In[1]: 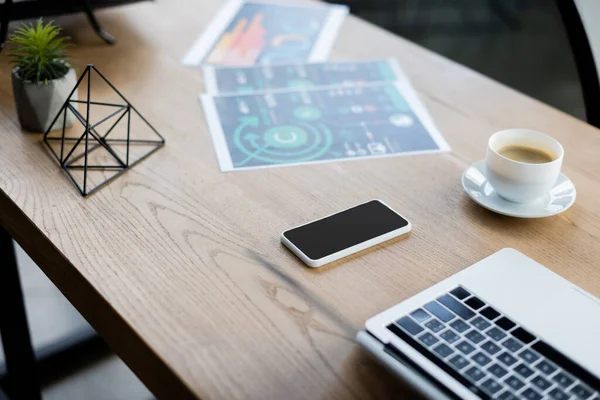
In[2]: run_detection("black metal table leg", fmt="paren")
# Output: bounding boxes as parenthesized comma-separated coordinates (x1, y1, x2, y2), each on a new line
(82, 0, 116, 44)
(0, 226, 42, 400)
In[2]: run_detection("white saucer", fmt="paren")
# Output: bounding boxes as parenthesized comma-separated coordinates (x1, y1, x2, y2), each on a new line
(461, 160, 576, 218)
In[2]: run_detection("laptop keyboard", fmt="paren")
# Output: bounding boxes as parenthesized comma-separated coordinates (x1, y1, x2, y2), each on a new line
(386, 286, 600, 400)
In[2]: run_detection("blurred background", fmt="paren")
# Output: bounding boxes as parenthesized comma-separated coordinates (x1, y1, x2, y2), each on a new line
(0, 0, 584, 399)
(335, 0, 584, 119)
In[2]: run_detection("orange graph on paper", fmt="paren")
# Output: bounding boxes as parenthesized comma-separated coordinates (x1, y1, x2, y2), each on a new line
(207, 14, 267, 65)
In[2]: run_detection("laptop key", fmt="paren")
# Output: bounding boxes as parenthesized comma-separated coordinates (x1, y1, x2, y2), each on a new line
(418, 332, 439, 347)
(505, 375, 525, 391)
(481, 377, 502, 395)
(456, 340, 476, 355)
(495, 317, 516, 331)
(522, 387, 543, 400)
(424, 301, 455, 323)
(450, 286, 470, 300)
(465, 365, 486, 382)
(448, 354, 469, 370)
(465, 330, 486, 344)
(497, 352, 518, 367)
(535, 360, 557, 375)
(437, 294, 475, 320)
(548, 387, 570, 400)
(570, 383, 593, 399)
(531, 375, 552, 391)
(433, 343, 454, 358)
(487, 363, 508, 378)
(450, 319, 470, 333)
(425, 319, 444, 333)
(486, 327, 507, 341)
(471, 316, 491, 331)
(440, 329, 460, 344)
(480, 306, 500, 320)
(514, 363, 535, 378)
(518, 349, 540, 364)
(410, 309, 431, 323)
(497, 391, 519, 400)
(501, 338, 523, 352)
(396, 316, 424, 335)
(481, 341, 501, 355)
(552, 371, 574, 388)
(511, 327, 536, 344)
(472, 351, 491, 366)
(465, 296, 486, 310)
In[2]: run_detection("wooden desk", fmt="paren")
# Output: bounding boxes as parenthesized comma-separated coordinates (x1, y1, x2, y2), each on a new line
(1, 1, 600, 399)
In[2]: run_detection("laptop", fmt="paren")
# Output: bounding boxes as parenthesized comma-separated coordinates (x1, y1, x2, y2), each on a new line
(357, 248, 600, 400)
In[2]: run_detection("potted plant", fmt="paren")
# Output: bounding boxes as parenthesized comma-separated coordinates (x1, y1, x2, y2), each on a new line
(8, 19, 77, 133)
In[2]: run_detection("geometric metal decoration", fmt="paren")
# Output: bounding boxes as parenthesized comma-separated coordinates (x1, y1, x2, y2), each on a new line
(43, 64, 165, 197)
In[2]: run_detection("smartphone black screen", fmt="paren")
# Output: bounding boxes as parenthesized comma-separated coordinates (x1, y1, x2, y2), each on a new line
(283, 200, 409, 260)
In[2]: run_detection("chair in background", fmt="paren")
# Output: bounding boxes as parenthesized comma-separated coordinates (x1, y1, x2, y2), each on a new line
(0, 0, 150, 52)
(556, 0, 600, 129)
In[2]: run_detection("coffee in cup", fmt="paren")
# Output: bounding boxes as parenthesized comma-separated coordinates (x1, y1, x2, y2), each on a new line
(485, 129, 564, 203)
(496, 145, 556, 164)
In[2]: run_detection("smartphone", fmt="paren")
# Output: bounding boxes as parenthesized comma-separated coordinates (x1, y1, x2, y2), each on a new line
(281, 200, 411, 268)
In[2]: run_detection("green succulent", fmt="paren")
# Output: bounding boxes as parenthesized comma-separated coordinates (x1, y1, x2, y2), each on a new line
(8, 19, 71, 85)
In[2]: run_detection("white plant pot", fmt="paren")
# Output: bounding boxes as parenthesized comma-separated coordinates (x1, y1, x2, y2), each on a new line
(11, 67, 78, 133)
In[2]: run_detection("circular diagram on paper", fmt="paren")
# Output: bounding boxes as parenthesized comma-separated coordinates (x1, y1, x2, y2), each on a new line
(232, 120, 333, 167)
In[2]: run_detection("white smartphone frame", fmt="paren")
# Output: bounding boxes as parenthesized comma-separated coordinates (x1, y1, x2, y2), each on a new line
(280, 199, 411, 268)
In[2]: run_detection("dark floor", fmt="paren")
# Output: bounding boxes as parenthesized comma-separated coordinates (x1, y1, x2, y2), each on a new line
(1, 1, 586, 399)
(0, 245, 152, 400)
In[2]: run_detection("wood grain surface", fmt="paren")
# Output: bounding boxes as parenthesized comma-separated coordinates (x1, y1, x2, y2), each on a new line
(1, 1, 600, 399)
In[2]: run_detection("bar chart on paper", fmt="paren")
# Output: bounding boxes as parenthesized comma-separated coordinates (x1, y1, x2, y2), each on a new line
(182, 0, 348, 66)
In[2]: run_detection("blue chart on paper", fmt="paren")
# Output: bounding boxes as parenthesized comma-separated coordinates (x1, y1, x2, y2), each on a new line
(209, 83, 446, 170)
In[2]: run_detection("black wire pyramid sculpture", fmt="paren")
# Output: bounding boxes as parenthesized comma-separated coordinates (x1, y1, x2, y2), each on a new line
(43, 64, 165, 197)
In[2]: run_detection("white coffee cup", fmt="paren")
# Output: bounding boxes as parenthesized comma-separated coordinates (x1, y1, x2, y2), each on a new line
(486, 129, 564, 203)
